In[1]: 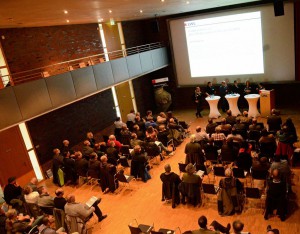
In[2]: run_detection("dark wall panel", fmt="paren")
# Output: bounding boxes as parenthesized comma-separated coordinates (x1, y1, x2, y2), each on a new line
(46, 72, 76, 108)
(71, 67, 97, 98)
(13, 79, 52, 119)
(126, 54, 142, 77)
(0, 24, 103, 73)
(110, 58, 130, 83)
(93, 62, 115, 89)
(27, 89, 116, 164)
(0, 87, 23, 129)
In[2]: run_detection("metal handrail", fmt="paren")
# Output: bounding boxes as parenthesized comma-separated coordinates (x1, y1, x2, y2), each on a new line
(0, 42, 165, 87)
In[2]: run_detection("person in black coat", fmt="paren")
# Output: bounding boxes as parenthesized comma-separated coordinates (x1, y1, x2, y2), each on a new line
(219, 81, 229, 112)
(160, 164, 181, 208)
(193, 86, 204, 118)
(4, 177, 23, 205)
(205, 82, 216, 96)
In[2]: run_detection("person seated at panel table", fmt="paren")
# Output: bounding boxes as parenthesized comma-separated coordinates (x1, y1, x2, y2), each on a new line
(191, 215, 231, 234)
(231, 80, 241, 94)
(244, 80, 252, 95)
(219, 81, 229, 112)
(205, 81, 216, 97)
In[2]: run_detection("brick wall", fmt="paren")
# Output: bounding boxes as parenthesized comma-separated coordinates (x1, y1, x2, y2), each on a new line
(26, 89, 116, 164)
(0, 24, 103, 73)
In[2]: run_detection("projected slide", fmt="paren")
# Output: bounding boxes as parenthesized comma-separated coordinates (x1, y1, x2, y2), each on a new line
(184, 12, 264, 77)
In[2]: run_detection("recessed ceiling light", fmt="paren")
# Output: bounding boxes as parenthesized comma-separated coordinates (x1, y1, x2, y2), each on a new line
(109, 10, 112, 13)
(140, 10, 143, 13)
(161, 0, 165, 2)
(98, 18, 103, 22)
(66, 19, 70, 23)
(64, 10, 68, 14)
(186, 1, 190, 4)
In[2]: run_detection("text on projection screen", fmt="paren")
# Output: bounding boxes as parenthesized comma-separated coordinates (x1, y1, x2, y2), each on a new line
(184, 11, 264, 77)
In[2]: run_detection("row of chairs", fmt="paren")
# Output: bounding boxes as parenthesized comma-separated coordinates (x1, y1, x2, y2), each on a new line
(129, 219, 181, 234)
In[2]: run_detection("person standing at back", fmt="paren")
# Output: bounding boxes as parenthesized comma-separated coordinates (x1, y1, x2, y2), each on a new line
(193, 87, 203, 118)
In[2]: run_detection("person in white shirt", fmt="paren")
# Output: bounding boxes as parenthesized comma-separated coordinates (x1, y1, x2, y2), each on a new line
(23, 186, 39, 204)
(195, 126, 209, 142)
(127, 109, 136, 123)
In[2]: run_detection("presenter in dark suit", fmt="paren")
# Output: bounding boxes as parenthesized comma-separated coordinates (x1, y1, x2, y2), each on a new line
(205, 82, 216, 96)
(194, 87, 203, 118)
(219, 81, 229, 112)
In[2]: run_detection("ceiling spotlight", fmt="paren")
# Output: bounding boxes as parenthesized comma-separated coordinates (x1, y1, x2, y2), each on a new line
(161, 0, 165, 2)
(64, 10, 68, 14)
(66, 19, 70, 23)
(140, 10, 143, 13)
(186, 1, 190, 4)
(109, 10, 112, 13)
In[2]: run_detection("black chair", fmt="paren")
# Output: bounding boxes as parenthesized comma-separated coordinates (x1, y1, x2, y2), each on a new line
(178, 162, 187, 174)
(202, 183, 220, 206)
(120, 145, 131, 158)
(245, 187, 264, 211)
(233, 167, 250, 186)
(251, 168, 269, 188)
(213, 166, 225, 181)
(151, 228, 176, 234)
(119, 156, 130, 167)
(128, 219, 153, 234)
(115, 173, 135, 189)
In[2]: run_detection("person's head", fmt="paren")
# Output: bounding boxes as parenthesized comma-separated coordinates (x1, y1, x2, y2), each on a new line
(5, 209, 18, 220)
(196, 86, 201, 92)
(135, 115, 141, 122)
(37, 186, 47, 195)
(87, 132, 93, 139)
(115, 117, 121, 122)
(164, 164, 171, 173)
(261, 128, 268, 137)
(190, 134, 196, 143)
(215, 126, 221, 133)
(63, 151, 70, 158)
(109, 135, 116, 141)
(30, 177, 38, 185)
(227, 110, 232, 116)
(159, 124, 166, 132)
(100, 155, 108, 163)
(272, 169, 280, 180)
(252, 118, 257, 124)
(147, 126, 154, 133)
(130, 109, 135, 114)
(260, 157, 268, 164)
(208, 118, 213, 124)
(66, 194, 75, 203)
(55, 188, 64, 197)
(147, 110, 152, 116)
(207, 81, 212, 87)
(23, 186, 33, 195)
(234, 80, 238, 85)
(233, 220, 244, 233)
(131, 133, 137, 140)
(196, 126, 201, 133)
(243, 111, 248, 117)
(90, 152, 98, 160)
(134, 145, 142, 153)
(63, 140, 69, 146)
(245, 80, 250, 86)
(121, 124, 128, 130)
(198, 216, 208, 229)
(159, 112, 166, 118)
(8, 176, 16, 185)
(267, 230, 280, 234)
(225, 168, 233, 177)
(185, 163, 196, 175)
(75, 151, 82, 159)
(84, 140, 90, 146)
(221, 118, 226, 124)
(169, 118, 175, 123)
(53, 148, 60, 155)
(222, 81, 226, 86)
(41, 216, 52, 227)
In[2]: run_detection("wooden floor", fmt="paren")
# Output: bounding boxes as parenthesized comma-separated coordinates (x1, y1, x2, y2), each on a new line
(42, 108, 300, 234)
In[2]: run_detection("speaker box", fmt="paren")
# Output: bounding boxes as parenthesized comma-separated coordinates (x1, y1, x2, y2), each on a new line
(151, 20, 160, 33)
(274, 0, 284, 17)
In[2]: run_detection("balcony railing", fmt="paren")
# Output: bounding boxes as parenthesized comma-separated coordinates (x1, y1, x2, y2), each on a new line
(1, 42, 165, 87)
